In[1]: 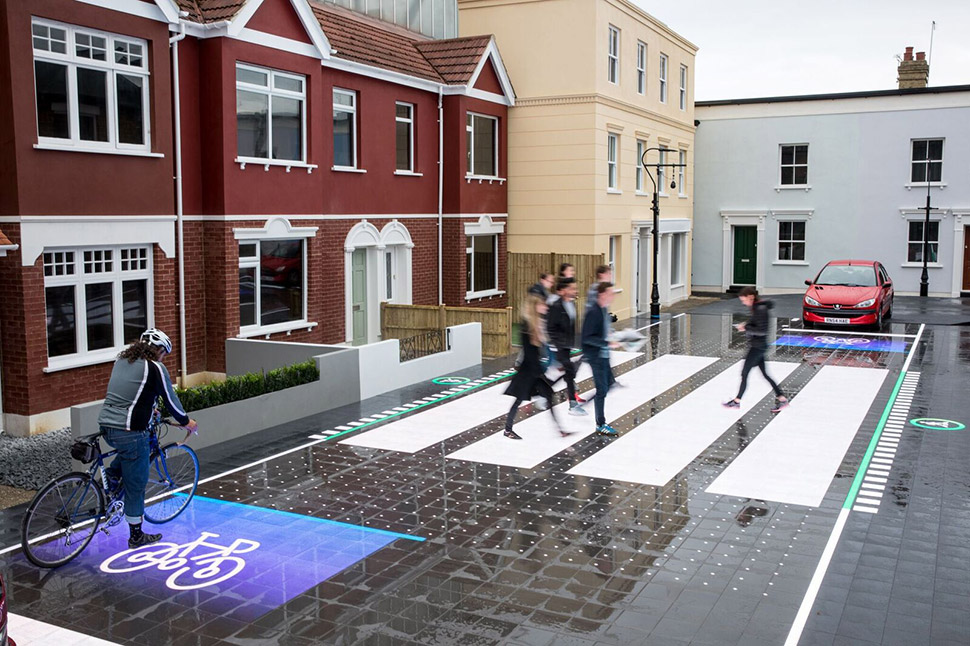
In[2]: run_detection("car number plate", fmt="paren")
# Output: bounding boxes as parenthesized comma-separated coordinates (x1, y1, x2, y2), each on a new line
(824, 317, 850, 324)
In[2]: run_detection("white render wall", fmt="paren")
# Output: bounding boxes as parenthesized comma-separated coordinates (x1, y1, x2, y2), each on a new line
(692, 90, 970, 296)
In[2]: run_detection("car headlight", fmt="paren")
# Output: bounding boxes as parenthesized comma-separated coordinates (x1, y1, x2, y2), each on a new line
(805, 296, 821, 307)
(855, 298, 875, 308)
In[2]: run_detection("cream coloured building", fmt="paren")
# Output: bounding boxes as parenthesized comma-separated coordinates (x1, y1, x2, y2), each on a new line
(458, 0, 697, 317)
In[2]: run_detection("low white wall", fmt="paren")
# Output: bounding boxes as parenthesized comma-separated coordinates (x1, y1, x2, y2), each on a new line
(357, 323, 482, 400)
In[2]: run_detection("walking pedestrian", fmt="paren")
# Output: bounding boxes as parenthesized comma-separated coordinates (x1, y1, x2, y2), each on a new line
(547, 278, 586, 416)
(723, 287, 789, 412)
(582, 282, 620, 436)
(505, 294, 568, 439)
(528, 272, 554, 301)
(558, 262, 575, 280)
(585, 264, 621, 389)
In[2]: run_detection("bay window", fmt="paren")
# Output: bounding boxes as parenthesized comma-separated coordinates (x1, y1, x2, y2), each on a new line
(466, 112, 498, 177)
(236, 63, 306, 163)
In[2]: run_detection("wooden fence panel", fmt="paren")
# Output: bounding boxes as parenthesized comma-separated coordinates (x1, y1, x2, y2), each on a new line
(381, 303, 513, 358)
(507, 252, 606, 313)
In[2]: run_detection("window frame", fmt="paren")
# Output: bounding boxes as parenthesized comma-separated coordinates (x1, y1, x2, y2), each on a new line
(777, 220, 807, 262)
(608, 235, 618, 280)
(607, 132, 619, 191)
(394, 101, 415, 173)
(679, 64, 688, 110)
(42, 244, 154, 371)
(636, 41, 646, 95)
(906, 220, 940, 265)
(779, 143, 809, 187)
(31, 18, 152, 155)
(607, 25, 620, 85)
(332, 87, 358, 170)
(677, 149, 686, 196)
(466, 111, 499, 179)
(657, 148, 667, 195)
(910, 138, 944, 185)
(636, 139, 646, 193)
(238, 238, 309, 335)
(659, 53, 668, 104)
(465, 234, 499, 298)
(235, 62, 307, 166)
(670, 232, 686, 287)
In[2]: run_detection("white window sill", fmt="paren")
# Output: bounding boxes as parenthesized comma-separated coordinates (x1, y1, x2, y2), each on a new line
(678, 194, 688, 199)
(235, 157, 317, 174)
(332, 166, 367, 173)
(900, 262, 943, 269)
(465, 174, 507, 184)
(34, 142, 163, 158)
(394, 170, 423, 177)
(773, 260, 810, 266)
(905, 182, 946, 190)
(465, 289, 505, 300)
(659, 192, 669, 198)
(613, 288, 623, 294)
(238, 320, 318, 339)
(670, 283, 685, 290)
(635, 190, 649, 196)
(774, 185, 812, 192)
(44, 347, 124, 373)
(606, 188, 623, 195)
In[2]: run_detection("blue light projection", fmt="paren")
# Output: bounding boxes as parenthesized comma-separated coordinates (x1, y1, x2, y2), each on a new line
(773, 334, 906, 353)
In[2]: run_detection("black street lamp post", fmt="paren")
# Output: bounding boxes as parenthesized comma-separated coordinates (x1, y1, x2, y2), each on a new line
(640, 146, 686, 318)
(919, 177, 932, 297)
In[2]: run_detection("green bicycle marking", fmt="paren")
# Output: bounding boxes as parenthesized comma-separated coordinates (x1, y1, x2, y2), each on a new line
(843, 370, 906, 510)
(909, 418, 965, 431)
(431, 376, 471, 385)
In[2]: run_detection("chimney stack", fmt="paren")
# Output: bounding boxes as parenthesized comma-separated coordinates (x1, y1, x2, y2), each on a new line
(898, 46, 929, 89)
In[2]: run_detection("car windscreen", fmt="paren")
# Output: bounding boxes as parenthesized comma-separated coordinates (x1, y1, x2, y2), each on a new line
(814, 264, 877, 287)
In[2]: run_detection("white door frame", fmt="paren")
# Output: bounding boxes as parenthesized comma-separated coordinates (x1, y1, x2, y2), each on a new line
(952, 211, 968, 297)
(720, 210, 766, 291)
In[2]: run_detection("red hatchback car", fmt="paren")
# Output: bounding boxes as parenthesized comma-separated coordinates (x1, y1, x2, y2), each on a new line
(802, 260, 894, 329)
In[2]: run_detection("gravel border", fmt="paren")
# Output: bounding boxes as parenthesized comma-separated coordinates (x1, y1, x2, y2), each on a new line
(0, 428, 72, 490)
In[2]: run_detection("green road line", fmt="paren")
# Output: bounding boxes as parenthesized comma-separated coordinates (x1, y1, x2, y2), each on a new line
(321, 371, 515, 442)
(843, 369, 906, 509)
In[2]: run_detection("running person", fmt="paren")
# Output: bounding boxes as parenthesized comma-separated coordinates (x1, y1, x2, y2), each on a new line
(723, 287, 789, 412)
(546, 278, 586, 416)
(504, 295, 567, 439)
(98, 329, 197, 548)
(582, 282, 620, 436)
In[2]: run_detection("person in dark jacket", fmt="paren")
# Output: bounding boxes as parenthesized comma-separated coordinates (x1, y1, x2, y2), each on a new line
(505, 294, 567, 439)
(582, 282, 620, 436)
(98, 329, 197, 548)
(723, 287, 789, 412)
(547, 278, 586, 416)
(528, 273, 555, 301)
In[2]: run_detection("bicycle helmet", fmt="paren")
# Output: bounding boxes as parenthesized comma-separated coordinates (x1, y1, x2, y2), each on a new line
(140, 328, 173, 355)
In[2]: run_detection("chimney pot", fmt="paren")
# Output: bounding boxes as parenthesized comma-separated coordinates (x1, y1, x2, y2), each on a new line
(915, 51, 925, 61)
(897, 46, 929, 89)
(904, 47, 914, 61)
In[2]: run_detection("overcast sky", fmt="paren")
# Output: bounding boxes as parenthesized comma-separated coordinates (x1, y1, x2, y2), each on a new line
(634, 0, 970, 101)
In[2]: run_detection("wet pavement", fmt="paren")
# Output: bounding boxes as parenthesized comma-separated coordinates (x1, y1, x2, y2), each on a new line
(1, 311, 968, 646)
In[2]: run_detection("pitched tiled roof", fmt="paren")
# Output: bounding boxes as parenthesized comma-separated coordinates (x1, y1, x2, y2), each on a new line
(176, 0, 247, 24)
(414, 36, 491, 85)
(0, 229, 12, 247)
(310, 2, 443, 82)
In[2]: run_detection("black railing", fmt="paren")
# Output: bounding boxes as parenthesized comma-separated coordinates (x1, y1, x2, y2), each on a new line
(399, 329, 445, 362)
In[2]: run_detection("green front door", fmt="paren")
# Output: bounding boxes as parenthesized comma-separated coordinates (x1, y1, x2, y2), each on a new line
(351, 249, 367, 345)
(733, 226, 757, 285)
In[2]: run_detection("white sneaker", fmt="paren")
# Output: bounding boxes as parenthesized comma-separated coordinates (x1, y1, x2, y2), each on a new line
(532, 397, 549, 411)
(568, 404, 588, 416)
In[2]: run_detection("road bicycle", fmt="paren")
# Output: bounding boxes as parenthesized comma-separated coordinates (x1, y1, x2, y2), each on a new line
(20, 412, 199, 568)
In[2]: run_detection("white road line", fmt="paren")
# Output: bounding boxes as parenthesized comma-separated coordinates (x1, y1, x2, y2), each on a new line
(901, 325, 925, 372)
(781, 327, 917, 339)
(707, 365, 888, 507)
(567, 361, 799, 486)
(853, 505, 879, 514)
(861, 483, 885, 491)
(341, 352, 640, 453)
(9, 613, 124, 646)
(446, 355, 718, 469)
(635, 320, 663, 332)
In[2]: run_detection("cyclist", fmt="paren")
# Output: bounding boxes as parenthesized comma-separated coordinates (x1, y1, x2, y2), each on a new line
(98, 329, 197, 548)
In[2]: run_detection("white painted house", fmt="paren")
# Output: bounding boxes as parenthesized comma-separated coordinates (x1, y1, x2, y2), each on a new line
(691, 82, 970, 297)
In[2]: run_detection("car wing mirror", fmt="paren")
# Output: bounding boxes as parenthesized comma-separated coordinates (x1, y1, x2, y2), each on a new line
(804, 279, 812, 286)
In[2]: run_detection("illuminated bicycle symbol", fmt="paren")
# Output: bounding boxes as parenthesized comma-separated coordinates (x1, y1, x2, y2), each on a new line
(99, 531, 260, 590)
(813, 336, 871, 346)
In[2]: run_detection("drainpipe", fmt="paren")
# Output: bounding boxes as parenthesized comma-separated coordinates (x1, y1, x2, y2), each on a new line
(437, 85, 443, 305)
(170, 23, 187, 385)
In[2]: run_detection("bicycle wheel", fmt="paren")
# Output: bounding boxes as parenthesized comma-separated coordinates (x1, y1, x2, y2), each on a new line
(22, 472, 105, 568)
(144, 443, 199, 524)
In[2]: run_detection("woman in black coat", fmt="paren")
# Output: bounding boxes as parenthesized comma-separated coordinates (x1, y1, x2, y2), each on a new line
(505, 294, 567, 439)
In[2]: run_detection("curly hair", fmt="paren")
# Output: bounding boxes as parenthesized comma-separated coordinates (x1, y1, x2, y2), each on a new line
(118, 340, 160, 363)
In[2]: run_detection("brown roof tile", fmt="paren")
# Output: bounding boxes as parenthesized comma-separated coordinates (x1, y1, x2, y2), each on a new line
(0, 229, 12, 247)
(415, 36, 491, 85)
(310, 2, 443, 82)
(176, 0, 248, 24)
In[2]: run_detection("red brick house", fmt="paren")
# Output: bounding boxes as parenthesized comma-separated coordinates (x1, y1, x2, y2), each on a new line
(0, 0, 514, 435)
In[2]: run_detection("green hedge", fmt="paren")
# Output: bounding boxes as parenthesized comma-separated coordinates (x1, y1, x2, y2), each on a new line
(163, 360, 319, 414)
